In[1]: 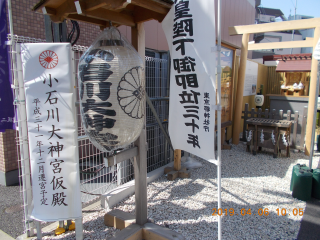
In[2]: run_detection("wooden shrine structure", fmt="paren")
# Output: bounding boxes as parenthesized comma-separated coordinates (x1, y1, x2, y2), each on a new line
(230, 18, 320, 157)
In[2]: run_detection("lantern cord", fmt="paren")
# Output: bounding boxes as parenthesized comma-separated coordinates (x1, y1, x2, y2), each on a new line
(107, 21, 123, 42)
(80, 163, 120, 196)
(80, 166, 105, 175)
(146, 93, 174, 151)
(67, 20, 80, 46)
(80, 191, 102, 196)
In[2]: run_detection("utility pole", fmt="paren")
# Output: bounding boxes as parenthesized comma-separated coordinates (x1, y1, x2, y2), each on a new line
(290, 0, 297, 54)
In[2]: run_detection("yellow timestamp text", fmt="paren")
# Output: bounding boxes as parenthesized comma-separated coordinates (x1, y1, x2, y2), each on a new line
(212, 208, 269, 216)
(276, 208, 304, 216)
(212, 208, 304, 216)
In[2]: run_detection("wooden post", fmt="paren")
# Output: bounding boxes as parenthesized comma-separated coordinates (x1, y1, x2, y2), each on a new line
(131, 23, 145, 63)
(174, 149, 181, 171)
(273, 127, 279, 158)
(301, 106, 308, 150)
(292, 111, 298, 149)
(257, 108, 262, 118)
(131, 23, 147, 226)
(253, 125, 258, 155)
(134, 129, 148, 226)
(241, 103, 249, 141)
(286, 110, 291, 121)
(305, 26, 320, 156)
(279, 110, 283, 120)
(251, 108, 255, 118)
(232, 33, 250, 145)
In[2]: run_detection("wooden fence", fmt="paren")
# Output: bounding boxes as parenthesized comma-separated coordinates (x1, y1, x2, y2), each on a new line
(265, 66, 283, 109)
(241, 103, 308, 149)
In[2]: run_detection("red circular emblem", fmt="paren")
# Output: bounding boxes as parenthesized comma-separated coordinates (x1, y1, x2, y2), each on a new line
(39, 50, 58, 69)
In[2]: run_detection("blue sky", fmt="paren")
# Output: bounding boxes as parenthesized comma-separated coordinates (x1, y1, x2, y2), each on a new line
(261, 0, 320, 19)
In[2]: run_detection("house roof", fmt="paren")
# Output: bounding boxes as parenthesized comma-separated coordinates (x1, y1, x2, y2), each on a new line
(276, 59, 311, 72)
(32, 0, 173, 28)
(263, 53, 312, 61)
(256, 7, 284, 17)
(263, 53, 312, 72)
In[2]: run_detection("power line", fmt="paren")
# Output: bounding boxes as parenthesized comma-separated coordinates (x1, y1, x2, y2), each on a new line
(290, 0, 296, 8)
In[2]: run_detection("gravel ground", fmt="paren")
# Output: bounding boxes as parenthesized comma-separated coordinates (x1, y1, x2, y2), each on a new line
(32, 144, 319, 240)
(0, 183, 25, 239)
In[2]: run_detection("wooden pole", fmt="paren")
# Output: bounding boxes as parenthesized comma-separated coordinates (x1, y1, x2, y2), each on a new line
(174, 149, 181, 171)
(131, 23, 148, 225)
(232, 33, 250, 145)
(305, 26, 320, 156)
(134, 129, 147, 225)
(131, 23, 145, 63)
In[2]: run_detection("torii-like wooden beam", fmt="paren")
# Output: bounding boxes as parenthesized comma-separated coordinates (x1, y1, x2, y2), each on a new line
(229, 18, 320, 35)
(229, 17, 320, 157)
(247, 39, 314, 50)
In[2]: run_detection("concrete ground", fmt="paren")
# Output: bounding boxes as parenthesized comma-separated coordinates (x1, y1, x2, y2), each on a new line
(0, 184, 25, 239)
(297, 198, 320, 240)
(0, 230, 15, 240)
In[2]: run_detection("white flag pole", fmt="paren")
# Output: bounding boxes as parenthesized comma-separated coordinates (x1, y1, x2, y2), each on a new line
(217, 0, 222, 239)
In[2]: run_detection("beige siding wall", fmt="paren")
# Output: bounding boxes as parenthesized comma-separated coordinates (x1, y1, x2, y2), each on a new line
(239, 61, 269, 133)
(119, 0, 256, 51)
(220, 0, 255, 47)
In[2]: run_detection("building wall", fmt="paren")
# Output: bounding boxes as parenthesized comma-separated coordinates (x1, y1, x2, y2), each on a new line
(8, 0, 101, 47)
(260, 32, 303, 55)
(257, 14, 277, 23)
(288, 15, 314, 53)
(239, 60, 268, 133)
(300, 29, 314, 53)
(220, 0, 256, 47)
(120, 0, 256, 50)
(7, 0, 255, 50)
(0, 130, 18, 173)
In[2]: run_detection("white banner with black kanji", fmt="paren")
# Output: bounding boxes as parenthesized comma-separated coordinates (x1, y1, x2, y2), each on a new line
(21, 43, 82, 221)
(162, 0, 216, 160)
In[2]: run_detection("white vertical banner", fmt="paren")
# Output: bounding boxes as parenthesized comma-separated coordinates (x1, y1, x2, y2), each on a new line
(162, 0, 216, 160)
(21, 43, 82, 221)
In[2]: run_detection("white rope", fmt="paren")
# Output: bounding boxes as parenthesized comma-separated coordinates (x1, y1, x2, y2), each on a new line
(271, 130, 276, 145)
(246, 130, 252, 142)
(260, 129, 264, 143)
(282, 133, 289, 147)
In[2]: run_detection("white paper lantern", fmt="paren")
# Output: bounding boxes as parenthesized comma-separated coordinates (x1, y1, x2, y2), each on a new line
(78, 27, 145, 152)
